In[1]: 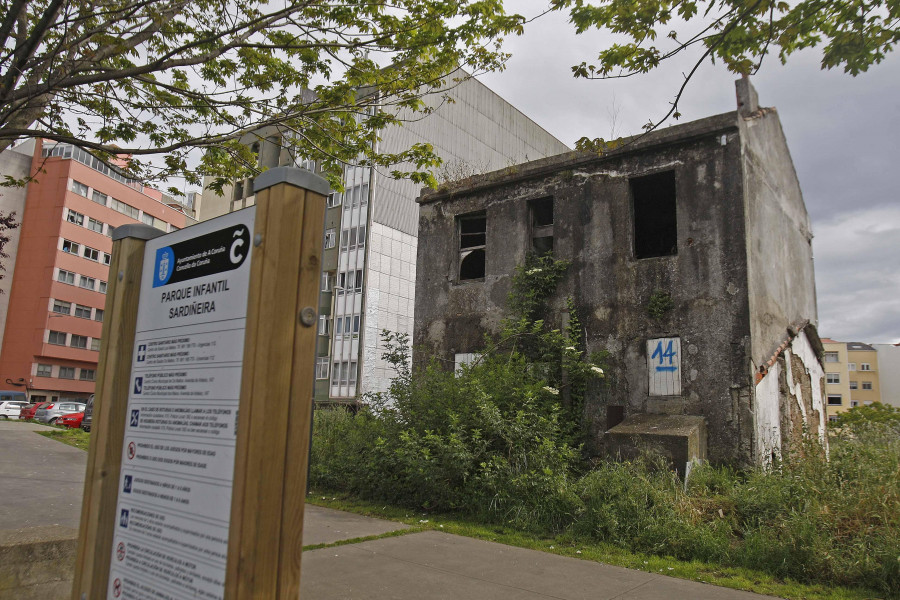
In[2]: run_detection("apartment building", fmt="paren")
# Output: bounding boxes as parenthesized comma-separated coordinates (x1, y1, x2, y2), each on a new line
(0, 140, 196, 404)
(822, 339, 882, 419)
(199, 76, 570, 403)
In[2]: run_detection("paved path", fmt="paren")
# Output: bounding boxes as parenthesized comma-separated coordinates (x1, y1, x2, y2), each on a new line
(0, 421, 86, 530)
(0, 423, 779, 599)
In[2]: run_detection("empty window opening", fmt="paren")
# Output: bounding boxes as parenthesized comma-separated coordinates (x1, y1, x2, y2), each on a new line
(632, 171, 677, 259)
(530, 197, 554, 254)
(459, 213, 486, 281)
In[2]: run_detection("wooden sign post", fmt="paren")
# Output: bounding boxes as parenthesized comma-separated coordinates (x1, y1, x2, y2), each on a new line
(72, 167, 329, 600)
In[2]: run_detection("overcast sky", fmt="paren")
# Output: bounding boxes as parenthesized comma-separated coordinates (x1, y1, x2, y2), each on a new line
(477, 2, 900, 344)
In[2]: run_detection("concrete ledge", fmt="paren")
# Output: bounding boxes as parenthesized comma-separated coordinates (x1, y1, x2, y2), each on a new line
(0, 526, 77, 599)
(606, 414, 707, 475)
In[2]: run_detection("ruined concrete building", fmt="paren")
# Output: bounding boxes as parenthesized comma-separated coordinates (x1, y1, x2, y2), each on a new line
(414, 79, 826, 469)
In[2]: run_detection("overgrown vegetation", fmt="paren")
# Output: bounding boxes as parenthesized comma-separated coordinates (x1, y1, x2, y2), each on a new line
(309, 254, 898, 597)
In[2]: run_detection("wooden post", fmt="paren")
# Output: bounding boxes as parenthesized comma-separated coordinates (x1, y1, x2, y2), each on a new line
(72, 225, 164, 600)
(225, 168, 328, 598)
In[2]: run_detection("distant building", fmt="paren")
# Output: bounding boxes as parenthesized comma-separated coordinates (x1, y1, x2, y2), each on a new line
(0, 140, 197, 404)
(199, 76, 570, 403)
(821, 338, 885, 417)
(874, 343, 900, 408)
(414, 79, 825, 468)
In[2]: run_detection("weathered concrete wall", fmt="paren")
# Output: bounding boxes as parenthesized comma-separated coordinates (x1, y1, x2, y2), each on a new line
(739, 109, 817, 370)
(0, 141, 33, 352)
(415, 113, 759, 465)
(0, 526, 77, 600)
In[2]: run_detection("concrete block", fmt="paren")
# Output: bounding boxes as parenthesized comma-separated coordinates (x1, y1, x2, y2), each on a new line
(605, 414, 707, 475)
(0, 526, 78, 599)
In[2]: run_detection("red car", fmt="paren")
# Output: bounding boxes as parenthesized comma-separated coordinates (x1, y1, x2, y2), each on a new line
(56, 411, 85, 429)
(19, 401, 51, 420)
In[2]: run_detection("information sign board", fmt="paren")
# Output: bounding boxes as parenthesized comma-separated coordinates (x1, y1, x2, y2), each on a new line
(109, 208, 255, 600)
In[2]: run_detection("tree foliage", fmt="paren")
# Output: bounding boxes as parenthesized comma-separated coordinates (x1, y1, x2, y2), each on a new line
(550, 0, 900, 148)
(0, 210, 18, 290)
(0, 0, 524, 189)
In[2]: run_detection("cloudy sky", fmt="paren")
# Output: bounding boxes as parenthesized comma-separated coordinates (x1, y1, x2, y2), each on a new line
(476, 2, 900, 344)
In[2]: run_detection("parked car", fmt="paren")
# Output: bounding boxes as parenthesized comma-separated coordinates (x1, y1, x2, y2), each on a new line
(35, 401, 86, 425)
(81, 395, 94, 432)
(19, 401, 51, 420)
(0, 399, 28, 419)
(56, 411, 85, 429)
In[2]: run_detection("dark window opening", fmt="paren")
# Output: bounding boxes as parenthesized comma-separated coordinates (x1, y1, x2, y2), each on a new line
(607, 405, 625, 431)
(459, 213, 486, 281)
(530, 197, 554, 254)
(632, 171, 677, 259)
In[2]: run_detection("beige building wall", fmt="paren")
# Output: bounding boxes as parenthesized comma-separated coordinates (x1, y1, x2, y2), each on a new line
(822, 340, 851, 419)
(874, 344, 900, 407)
(846, 344, 881, 407)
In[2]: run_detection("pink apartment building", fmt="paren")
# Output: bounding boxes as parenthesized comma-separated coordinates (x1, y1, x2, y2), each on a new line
(0, 140, 195, 404)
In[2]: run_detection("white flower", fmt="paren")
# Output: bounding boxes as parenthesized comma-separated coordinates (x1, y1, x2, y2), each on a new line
(526, 268, 543, 275)
(542, 386, 559, 395)
(565, 346, 577, 351)
(419, 519, 429, 523)
(591, 366, 605, 376)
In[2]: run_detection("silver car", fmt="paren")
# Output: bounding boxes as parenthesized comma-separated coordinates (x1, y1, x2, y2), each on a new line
(35, 401, 86, 425)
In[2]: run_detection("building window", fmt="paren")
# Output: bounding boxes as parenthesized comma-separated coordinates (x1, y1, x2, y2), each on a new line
(52, 300, 71, 315)
(79, 369, 96, 381)
(348, 228, 358, 248)
(352, 315, 360, 335)
(862, 381, 873, 390)
(62, 239, 80, 254)
(91, 190, 108, 206)
(358, 225, 367, 248)
(103, 253, 111, 265)
(354, 269, 363, 292)
(828, 415, 838, 423)
(458, 213, 486, 281)
(334, 316, 343, 337)
(632, 170, 677, 259)
(58, 269, 75, 285)
(849, 381, 858, 390)
(331, 361, 342, 385)
(106, 225, 115, 238)
(530, 197, 554, 254)
(326, 193, 341, 208)
(340, 229, 349, 249)
(321, 271, 333, 292)
(826, 373, 840, 384)
(94, 309, 104, 322)
(315, 357, 329, 380)
(98, 281, 107, 294)
(860, 363, 872, 371)
(90, 338, 101, 351)
(347, 360, 357, 385)
(67, 209, 84, 226)
(74, 304, 92, 319)
(324, 228, 336, 249)
(318, 315, 330, 336)
(36, 364, 52, 377)
(71, 180, 89, 196)
(827, 394, 843, 406)
(851, 401, 859, 407)
(336, 272, 346, 295)
(110, 198, 140, 219)
(48, 331, 67, 345)
(58, 366, 75, 379)
(79, 275, 96, 290)
(848, 362, 856, 371)
(87, 217, 104, 233)
(70, 334, 88, 349)
(824, 352, 840, 363)
(83, 246, 100, 261)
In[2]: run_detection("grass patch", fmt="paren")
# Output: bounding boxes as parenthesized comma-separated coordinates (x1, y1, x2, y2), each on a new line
(307, 492, 883, 600)
(36, 426, 90, 451)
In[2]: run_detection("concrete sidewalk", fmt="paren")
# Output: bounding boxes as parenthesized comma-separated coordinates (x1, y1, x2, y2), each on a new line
(0, 421, 86, 531)
(301, 506, 778, 600)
